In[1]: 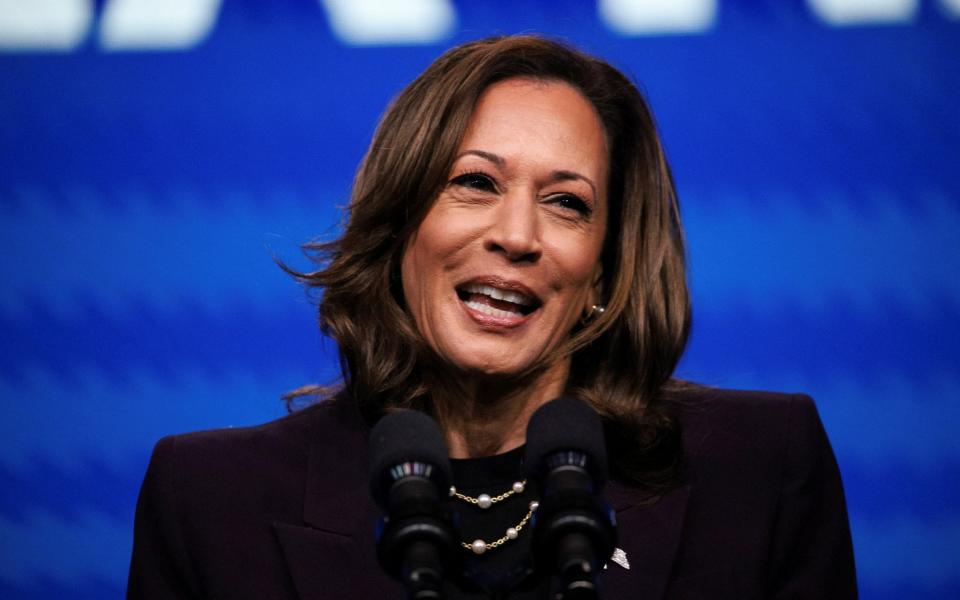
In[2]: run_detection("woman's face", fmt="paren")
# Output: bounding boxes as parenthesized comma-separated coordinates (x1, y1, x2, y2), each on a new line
(401, 78, 608, 377)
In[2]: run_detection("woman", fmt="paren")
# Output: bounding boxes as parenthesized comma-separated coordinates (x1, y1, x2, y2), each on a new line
(128, 35, 856, 599)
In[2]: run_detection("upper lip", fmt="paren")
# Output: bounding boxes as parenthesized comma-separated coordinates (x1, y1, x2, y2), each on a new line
(456, 276, 542, 307)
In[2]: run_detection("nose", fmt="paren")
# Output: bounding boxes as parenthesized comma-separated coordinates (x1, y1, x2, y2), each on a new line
(484, 191, 542, 263)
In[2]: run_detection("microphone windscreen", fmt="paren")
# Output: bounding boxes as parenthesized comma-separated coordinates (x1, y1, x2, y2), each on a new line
(368, 410, 451, 507)
(524, 397, 608, 486)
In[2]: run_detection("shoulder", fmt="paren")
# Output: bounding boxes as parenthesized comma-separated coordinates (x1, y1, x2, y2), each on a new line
(668, 386, 836, 494)
(655, 387, 856, 595)
(672, 386, 823, 455)
(153, 395, 362, 467)
(672, 385, 817, 422)
(130, 396, 375, 597)
(143, 396, 366, 518)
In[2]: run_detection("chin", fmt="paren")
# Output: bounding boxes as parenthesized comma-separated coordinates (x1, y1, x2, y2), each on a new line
(444, 347, 550, 381)
(453, 357, 530, 378)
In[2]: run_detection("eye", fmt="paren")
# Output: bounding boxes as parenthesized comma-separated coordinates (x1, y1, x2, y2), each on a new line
(548, 193, 592, 217)
(450, 171, 498, 193)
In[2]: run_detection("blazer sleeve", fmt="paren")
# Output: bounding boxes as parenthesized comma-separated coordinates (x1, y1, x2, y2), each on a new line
(127, 435, 202, 599)
(767, 394, 858, 598)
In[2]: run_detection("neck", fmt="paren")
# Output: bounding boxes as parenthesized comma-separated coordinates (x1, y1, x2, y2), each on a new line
(429, 358, 570, 459)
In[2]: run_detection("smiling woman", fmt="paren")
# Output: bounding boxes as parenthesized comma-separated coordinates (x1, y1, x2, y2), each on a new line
(401, 79, 609, 454)
(128, 35, 856, 600)
(298, 37, 693, 475)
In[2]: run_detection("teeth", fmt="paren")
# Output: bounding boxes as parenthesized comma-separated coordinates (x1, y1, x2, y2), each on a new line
(464, 299, 522, 318)
(462, 283, 534, 306)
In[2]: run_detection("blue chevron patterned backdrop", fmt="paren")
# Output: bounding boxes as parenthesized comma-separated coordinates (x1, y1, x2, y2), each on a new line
(1, 1, 958, 598)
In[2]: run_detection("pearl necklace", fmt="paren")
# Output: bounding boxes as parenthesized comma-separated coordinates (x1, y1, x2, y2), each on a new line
(449, 480, 539, 555)
(450, 479, 526, 508)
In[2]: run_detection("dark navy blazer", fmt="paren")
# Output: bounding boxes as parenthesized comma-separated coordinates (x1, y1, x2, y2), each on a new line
(127, 388, 857, 599)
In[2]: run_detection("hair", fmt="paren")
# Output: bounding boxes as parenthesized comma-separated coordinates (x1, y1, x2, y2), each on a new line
(287, 35, 691, 495)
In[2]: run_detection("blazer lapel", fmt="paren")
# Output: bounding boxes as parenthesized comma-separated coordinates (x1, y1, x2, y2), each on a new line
(273, 401, 401, 600)
(601, 482, 691, 600)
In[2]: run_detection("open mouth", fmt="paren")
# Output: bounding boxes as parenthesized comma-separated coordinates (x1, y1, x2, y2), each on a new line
(456, 282, 541, 319)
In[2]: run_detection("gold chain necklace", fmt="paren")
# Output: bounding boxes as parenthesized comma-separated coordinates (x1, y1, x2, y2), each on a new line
(450, 479, 526, 508)
(449, 480, 539, 555)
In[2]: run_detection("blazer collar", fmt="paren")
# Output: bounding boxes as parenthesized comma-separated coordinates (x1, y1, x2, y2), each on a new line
(301, 399, 373, 535)
(274, 400, 399, 599)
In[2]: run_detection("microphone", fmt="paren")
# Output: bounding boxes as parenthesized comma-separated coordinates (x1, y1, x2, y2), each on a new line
(525, 397, 617, 600)
(369, 410, 459, 600)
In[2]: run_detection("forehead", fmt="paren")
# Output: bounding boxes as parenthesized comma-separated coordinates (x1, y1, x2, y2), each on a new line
(459, 78, 609, 168)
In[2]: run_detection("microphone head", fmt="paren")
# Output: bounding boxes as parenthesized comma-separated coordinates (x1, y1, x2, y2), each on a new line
(524, 396, 608, 487)
(368, 410, 451, 508)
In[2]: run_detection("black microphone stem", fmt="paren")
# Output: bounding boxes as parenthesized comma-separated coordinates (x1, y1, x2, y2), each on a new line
(369, 410, 459, 600)
(525, 397, 617, 600)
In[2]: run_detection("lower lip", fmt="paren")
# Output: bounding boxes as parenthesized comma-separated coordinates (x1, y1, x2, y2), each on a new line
(460, 298, 536, 329)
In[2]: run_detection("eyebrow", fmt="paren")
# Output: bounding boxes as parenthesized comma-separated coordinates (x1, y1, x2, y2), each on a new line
(551, 170, 598, 199)
(457, 149, 505, 167)
(455, 149, 598, 199)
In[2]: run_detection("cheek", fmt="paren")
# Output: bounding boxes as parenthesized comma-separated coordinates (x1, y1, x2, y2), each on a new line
(403, 210, 474, 283)
(551, 238, 604, 296)
(567, 259, 604, 318)
(400, 226, 452, 324)
(400, 237, 429, 318)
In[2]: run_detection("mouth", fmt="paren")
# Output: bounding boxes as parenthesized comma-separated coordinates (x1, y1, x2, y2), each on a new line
(455, 280, 542, 320)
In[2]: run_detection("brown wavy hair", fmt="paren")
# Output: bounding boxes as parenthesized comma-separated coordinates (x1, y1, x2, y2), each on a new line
(288, 35, 691, 494)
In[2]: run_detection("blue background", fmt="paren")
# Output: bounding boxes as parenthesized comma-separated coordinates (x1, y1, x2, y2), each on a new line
(1, 1, 958, 597)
